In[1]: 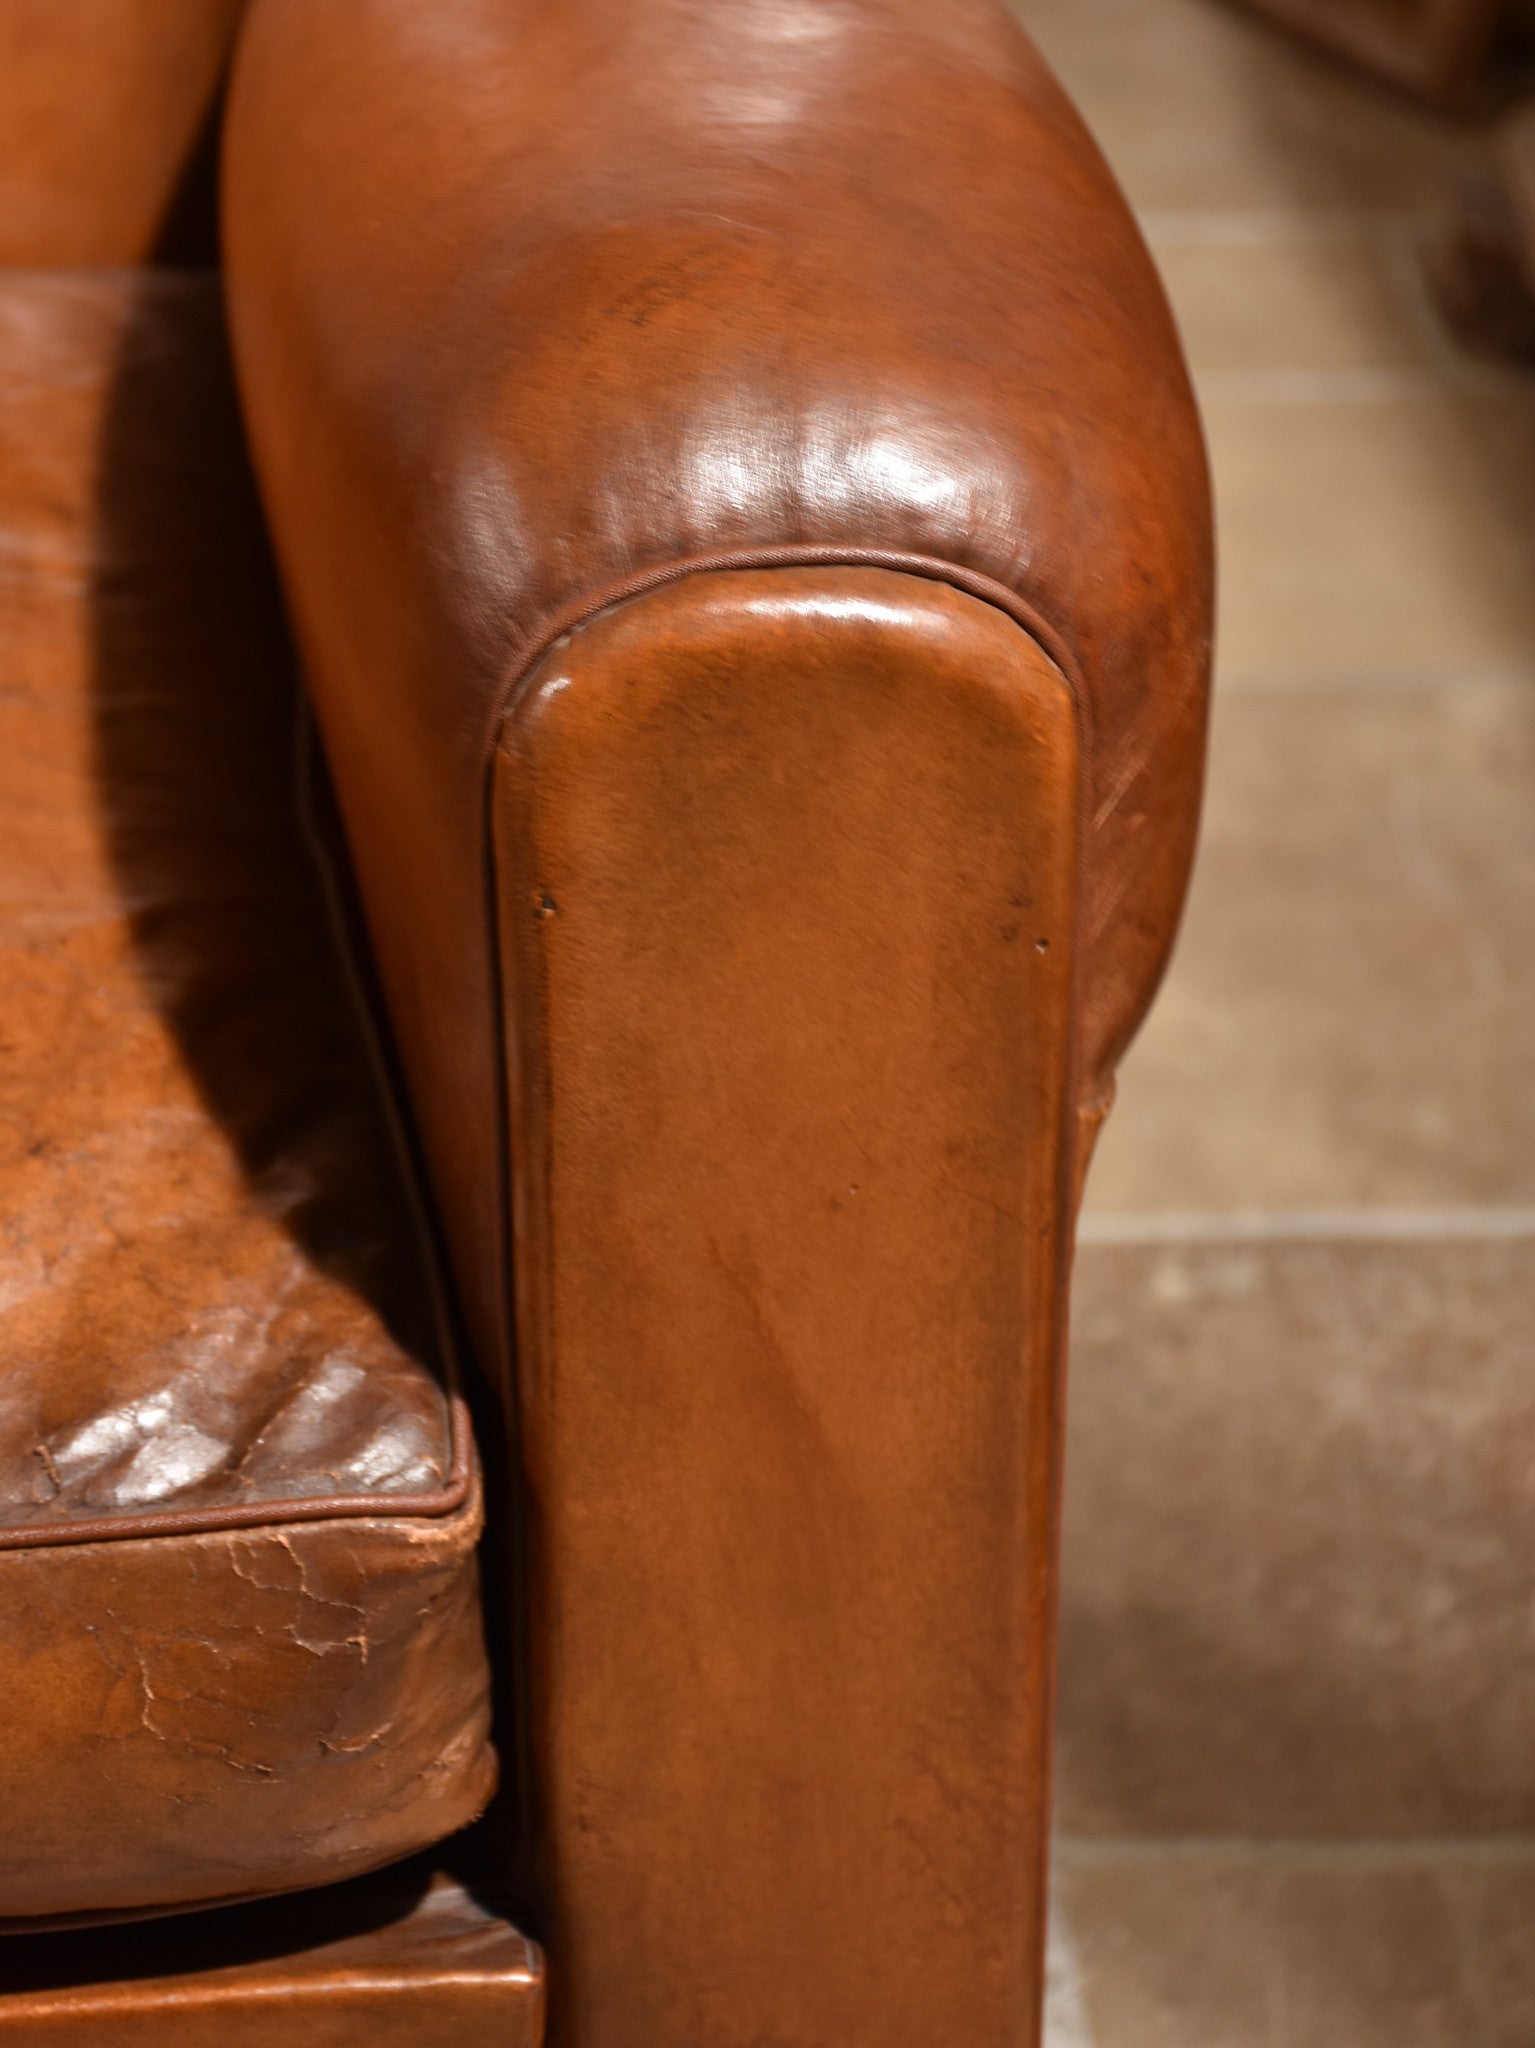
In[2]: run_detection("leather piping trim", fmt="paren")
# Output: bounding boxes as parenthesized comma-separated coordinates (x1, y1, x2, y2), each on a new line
(481, 546, 1091, 761)
(0, 1394, 474, 1552)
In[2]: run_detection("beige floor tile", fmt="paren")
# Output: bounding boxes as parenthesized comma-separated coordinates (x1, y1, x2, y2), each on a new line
(1055, 1852, 1533, 2048)
(1148, 223, 1428, 374)
(1457, 1862, 1535, 2048)
(1207, 390, 1535, 679)
(1011, 0, 1490, 213)
(1057, 1237, 1535, 1835)
(1086, 680, 1535, 1213)
(1057, 1859, 1274, 2047)
(1019, 1, 1535, 2031)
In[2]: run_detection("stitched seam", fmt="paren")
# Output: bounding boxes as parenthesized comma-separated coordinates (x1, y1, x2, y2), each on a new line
(0, 1397, 475, 1552)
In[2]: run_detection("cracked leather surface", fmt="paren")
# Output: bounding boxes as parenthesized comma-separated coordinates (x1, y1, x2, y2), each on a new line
(0, 1501, 493, 1921)
(0, 270, 496, 1919)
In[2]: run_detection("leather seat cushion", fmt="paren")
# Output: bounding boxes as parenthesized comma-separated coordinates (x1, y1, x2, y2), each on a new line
(0, 270, 496, 1922)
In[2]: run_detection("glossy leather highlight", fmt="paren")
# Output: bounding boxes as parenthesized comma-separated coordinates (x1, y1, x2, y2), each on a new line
(223, 3, 1212, 2034)
(224, 0, 1214, 1395)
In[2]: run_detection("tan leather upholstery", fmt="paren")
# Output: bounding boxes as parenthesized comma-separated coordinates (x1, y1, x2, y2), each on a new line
(0, 1, 244, 264)
(0, 0, 1210, 2033)
(496, 567, 1081, 2044)
(225, 2, 1212, 2040)
(0, 269, 495, 1922)
(0, 1867, 544, 2044)
(225, 0, 1212, 1397)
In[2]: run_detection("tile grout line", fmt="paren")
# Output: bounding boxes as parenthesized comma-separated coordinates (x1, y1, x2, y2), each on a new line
(1078, 1208, 1535, 1245)
(1194, 363, 1527, 401)
(1214, 662, 1535, 692)
(1055, 1835, 1535, 1869)
(1136, 205, 1440, 245)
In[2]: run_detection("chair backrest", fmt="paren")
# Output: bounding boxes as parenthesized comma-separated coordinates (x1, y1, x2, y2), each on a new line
(0, 0, 245, 266)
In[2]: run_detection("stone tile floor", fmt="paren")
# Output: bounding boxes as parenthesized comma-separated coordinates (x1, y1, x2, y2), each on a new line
(1007, 1, 1535, 2041)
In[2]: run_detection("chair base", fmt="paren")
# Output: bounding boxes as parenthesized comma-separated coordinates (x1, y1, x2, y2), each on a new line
(0, 1862, 544, 2046)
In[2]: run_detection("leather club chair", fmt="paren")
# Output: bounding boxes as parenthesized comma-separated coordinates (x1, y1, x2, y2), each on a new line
(0, 1, 1211, 2041)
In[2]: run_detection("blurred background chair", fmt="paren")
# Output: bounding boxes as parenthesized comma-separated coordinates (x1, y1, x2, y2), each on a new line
(1231, 0, 1507, 106)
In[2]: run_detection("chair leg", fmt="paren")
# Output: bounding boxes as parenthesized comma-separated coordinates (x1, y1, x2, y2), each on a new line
(0, 1868, 545, 2045)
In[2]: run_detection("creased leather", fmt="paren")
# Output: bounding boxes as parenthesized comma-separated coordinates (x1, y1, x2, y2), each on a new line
(0, 272, 464, 1536)
(225, 0, 1214, 1391)
(0, 270, 496, 1919)
(0, 1494, 494, 1923)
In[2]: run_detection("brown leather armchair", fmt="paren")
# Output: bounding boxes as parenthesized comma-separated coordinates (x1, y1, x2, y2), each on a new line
(0, 2, 1211, 2042)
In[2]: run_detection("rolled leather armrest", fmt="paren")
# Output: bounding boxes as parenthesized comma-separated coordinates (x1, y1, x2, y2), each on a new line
(224, 3, 1211, 2041)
